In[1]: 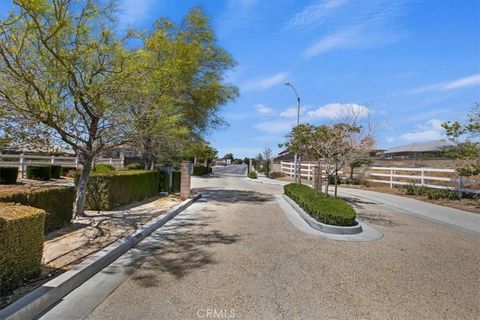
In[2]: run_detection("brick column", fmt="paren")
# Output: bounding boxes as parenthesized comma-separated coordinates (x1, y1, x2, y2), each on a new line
(180, 160, 191, 200)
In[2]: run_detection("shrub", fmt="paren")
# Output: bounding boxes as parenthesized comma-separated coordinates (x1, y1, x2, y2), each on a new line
(268, 171, 285, 179)
(284, 183, 356, 226)
(60, 167, 77, 177)
(328, 175, 342, 185)
(0, 187, 75, 233)
(405, 184, 460, 200)
(171, 171, 181, 193)
(248, 171, 257, 179)
(158, 170, 170, 192)
(0, 205, 45, 293)
(126, 163, 142, 170)
(51, 165, 62, 179)
(93, 164, 116, 173)
(26, 166, 52, 181)
(0, 167, 19, 185)
(192, 166, 212, 176)
(82, 170, 160, 210)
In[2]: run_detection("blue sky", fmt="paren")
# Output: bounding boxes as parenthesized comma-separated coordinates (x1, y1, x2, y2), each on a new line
(1, 1, 479, 159)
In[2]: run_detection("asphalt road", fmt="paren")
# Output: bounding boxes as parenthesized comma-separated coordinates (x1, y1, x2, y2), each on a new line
(46, 175, 480, 320)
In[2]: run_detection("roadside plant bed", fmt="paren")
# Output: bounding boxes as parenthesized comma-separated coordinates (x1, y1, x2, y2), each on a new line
(0, 187, 75, 234)
(82, 170, 160, 210)
(248, 171, 257, 179)
(284, 183, 357, 226)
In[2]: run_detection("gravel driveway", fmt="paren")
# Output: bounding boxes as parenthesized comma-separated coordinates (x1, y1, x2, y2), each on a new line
(85, 175, 479, 320)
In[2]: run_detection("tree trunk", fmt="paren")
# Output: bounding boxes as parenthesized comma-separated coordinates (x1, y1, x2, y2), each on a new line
(350, 166, 354, 180)
(318, 161, 323, 191)
(325, 173, 330, 197)
(73, 154, 93, 218)
(298, 157, 302, 184)
(334, 170, 338, 198)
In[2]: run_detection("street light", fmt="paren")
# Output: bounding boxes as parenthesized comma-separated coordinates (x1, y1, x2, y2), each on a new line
(284, 82, 301, 183)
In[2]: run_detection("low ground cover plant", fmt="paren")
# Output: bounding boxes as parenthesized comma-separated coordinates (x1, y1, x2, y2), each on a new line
(0, 204, 45, 294)
(93, 164, 116, 173)
(0, 167, 18, 184)
(248, 171, 257, 179)
(284, 183, 356, 226)
(405, 184, 460, 200)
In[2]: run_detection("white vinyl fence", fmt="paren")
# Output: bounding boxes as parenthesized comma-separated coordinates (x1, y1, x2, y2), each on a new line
(0, 154, 124, 178)
(280, 161, 479, 195)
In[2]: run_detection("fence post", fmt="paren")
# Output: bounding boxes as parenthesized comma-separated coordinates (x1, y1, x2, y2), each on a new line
(20, 153, 25, 178)
(390, 168, 393, 188)
(457, 176, 464, 198)
(75, 157, 79, 169)
(51, 155, 55, 165)
(420, 168, 425, 186)
(109, 158, 113, 165)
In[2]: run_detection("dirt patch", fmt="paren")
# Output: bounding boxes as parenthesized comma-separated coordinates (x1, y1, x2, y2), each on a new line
(0, 194, 181, 309)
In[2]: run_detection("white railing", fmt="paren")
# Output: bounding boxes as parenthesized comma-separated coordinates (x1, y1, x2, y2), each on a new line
(0, 154, 124, 178)
(280, 161, 479, 194)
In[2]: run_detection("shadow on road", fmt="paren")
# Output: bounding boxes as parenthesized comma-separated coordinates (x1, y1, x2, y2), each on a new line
(101, 214, 241, 288)
(193, 188, 275, 204)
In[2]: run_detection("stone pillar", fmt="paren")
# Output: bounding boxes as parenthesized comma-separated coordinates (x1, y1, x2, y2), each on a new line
(180, 160, 191, 200)
(248, 159, 253, 173)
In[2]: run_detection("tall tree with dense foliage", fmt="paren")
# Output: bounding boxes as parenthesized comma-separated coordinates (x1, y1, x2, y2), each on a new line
(127, 9, 238, 168)
(0, 0, 131, 216)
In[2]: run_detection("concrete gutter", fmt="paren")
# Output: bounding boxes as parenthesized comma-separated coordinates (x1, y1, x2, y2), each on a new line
(0, 194, 202, 320)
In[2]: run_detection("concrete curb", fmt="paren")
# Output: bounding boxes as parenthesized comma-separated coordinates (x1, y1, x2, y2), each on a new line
(282, 194, 363, 235)
(246, 177, 288, 186)
(276, 195, 383, 242)
(0, 194, 202, 320)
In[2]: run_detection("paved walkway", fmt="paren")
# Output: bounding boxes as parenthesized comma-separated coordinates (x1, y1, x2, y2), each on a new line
(41, 175, 479, 320)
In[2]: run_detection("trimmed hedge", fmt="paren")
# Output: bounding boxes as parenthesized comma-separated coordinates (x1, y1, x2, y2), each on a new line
(82, 170, 160, 210)
(248, 171, 257, 179)
(172, 171, 181, 193)
(192, 166, 212, 176)
(0, 205, 45, 294)
(158, 170, 170, 192)
(51, 165, 62, 179)
(60, 167, 77, 177)
(284, 183, 356, 226)
(0, 167, 19, 185)
(0, 187, 75, 234)
(26, 166, 52, 181)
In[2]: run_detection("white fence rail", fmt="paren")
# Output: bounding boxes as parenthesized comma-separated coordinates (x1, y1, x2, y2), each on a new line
(280, 161, 479, 195)
(0, 154, 124, 178)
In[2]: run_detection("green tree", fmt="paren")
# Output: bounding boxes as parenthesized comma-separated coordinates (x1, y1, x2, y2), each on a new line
(0, 0, 131, 216)
(282, 124, 315, 184)
(442, 103, 480, 177)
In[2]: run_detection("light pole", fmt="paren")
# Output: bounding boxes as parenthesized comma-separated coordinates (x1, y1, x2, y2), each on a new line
(284, 82, 301, 184)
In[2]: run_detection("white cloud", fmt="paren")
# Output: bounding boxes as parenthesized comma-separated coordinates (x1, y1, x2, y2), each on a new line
(279, 106, 308, 118)
(307, 103, 370, 119)
(386, 136, 396, 143)
(407, 74, 480, 94)
(254, 121, 294, 133)
(286, 0, 347, 30)
(117, 0, 155, 26)
(301, 0, 409, 58)
(242, 72, 288, 91)
(255, 104, 275, 115)
(400, 119, 446, 143)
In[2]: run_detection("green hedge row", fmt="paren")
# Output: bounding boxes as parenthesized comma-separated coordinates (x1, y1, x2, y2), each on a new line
(405, 184, 460, 200)
(0, 187, 75, 233)
(284, 183, 357, 226)
(158, 170, 170, 192)
(0, 167, 19, 184)
(192, 166, 212, 176)
(172, 171, 181, 193)
(0, 205, 45, 294)
(82, 170, 159, 210)
(27, 166, 52, 180)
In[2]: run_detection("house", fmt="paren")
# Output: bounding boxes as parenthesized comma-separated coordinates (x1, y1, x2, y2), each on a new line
(383, 139, 456, 159)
